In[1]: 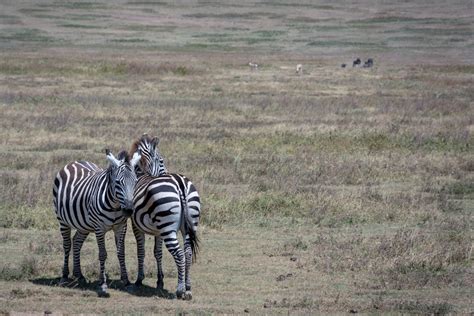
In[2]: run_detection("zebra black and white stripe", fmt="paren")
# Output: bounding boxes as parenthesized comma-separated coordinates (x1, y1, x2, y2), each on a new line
(52, 149, 141, 297)
(129, 134, 201, 299)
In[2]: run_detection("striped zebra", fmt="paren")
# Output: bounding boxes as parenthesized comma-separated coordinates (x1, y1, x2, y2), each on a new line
(52, 149, 141, 297)
(129, 134, 201, 300)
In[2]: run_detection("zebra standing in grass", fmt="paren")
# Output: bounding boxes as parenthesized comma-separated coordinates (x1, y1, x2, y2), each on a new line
(53, 149, 141, 297)
(129, 134, 200, 300)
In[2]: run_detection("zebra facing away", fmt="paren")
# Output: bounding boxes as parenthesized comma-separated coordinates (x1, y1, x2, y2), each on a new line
(129, 134, 201, 300)
(53, 149, 141, 297)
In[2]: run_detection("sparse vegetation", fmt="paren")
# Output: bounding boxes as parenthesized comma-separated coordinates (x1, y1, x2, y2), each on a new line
(0, 0, 472, 314)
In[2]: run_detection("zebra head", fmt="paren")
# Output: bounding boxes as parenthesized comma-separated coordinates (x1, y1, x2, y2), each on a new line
(132, 134, 168, 177)
(105, 149, 141, 215)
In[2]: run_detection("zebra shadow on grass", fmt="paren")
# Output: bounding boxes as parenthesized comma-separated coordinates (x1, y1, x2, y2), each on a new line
(31, 277, 175, 299)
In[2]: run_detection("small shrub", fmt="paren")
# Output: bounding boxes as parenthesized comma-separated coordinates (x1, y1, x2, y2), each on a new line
(0, 257, 38, 281)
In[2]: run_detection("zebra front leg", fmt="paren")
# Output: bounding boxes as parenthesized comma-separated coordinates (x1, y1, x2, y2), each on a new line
(113, 223, 130, 287)
(59, 224, 71, 285)
(163, 231, 185, 299)
(183, 233, 193, 300)
(72, 230, 89, 283)
(154, 236, 164, 289)
(95, 229, 109, 297)
(132, 222, 146, 286)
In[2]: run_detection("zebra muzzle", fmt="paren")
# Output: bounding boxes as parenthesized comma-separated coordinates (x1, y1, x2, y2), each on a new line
(121, 208, 134, 217)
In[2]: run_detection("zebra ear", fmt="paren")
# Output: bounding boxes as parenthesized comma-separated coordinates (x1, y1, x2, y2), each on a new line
(152, 137, 159, 149)
(105, 149, 121, 167)
(130, 149, 142, 168)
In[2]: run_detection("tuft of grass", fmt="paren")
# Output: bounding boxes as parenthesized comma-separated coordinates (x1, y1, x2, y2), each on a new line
(395, 300, 454, 314)
(58, 23, 101, 29)
(109, 38, 149, 43)
(0, 257, 39, 281)
(307, 40, 385, 49)
(0, 28, 55, 43)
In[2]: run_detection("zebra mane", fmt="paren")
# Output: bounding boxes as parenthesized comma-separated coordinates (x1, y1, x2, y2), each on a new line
(117, 150, 130, 163)
(130, 134, 155, 155)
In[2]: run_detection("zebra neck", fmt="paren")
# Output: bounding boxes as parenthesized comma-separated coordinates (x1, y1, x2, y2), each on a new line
(135, 166, 145, 177)
(101, 168, 120, 211)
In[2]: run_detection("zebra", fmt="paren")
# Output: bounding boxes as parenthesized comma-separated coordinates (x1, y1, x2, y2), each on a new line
(129, 134, 201, 300)
(52, 149, 141, 297)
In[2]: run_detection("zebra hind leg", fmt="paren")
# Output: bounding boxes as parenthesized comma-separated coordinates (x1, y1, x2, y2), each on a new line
(163, 231, 186, 299)
(95, 229, 110, 298)
(72, 230, 89, 284)
(183, 233, 193, 300)
(154, 236, 164, 290)
(132, 222, 146, 287)
(59, 224, 71, 285)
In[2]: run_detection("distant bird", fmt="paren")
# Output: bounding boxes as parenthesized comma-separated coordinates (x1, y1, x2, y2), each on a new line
(363, 58, 374, 68)
(248, 62, 259, 70)
(353, 58, 361, 67)
(296, 64, 303, 74)
(341, 63, 347, 68)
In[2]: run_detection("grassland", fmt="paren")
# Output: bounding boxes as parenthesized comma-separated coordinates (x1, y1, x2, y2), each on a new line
(0, 0, 473, 314)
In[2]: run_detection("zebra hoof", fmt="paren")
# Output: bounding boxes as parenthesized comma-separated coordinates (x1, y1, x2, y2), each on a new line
(98, 284, 110, 298)
(76, 275, 87, 285)
(176, 290, 184, 299)
(97, 290, 110, 298)
(135, 279, 143, 287)
(156, 280, 164, 290)
(59, 277, 70, 286)
(183, 291, 192, 301)
(124, 283, 136, 293)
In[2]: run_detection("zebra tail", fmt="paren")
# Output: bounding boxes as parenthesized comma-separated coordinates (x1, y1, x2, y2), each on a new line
(179, 188, 199, 263)
(185, 211, 199, 263)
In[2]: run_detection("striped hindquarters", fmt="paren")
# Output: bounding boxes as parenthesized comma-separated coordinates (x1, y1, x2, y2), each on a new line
(133, 174, 182, 236)
(170, 174, 201, 233)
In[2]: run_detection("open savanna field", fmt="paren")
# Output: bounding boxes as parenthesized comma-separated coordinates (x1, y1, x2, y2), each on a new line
(0, 0, 473, 314)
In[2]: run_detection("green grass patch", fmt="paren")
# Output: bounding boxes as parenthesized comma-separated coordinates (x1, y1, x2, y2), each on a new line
(398, 27, 473, 37)
(307, 40, 385, 49)
(109, 38, 149, 43)
(0, 206, 56, 230)
(252, 30, 286, 37)
(183, 12, 282, 19)
(123, 25, 176, 32)
(260, 2, 335, 9)
(64, 13, 110, 21)
(58, 23, 101, 29)
(443, 181, 474, 197)
(0, 28, 55, 43)
(18, 8, 50, 14)
(183, 43, 234, 51)
(126, 1, 169, 5)
(0, 28, 54, 43)
(395, 301, 454, 315)
(37, 2, 107, 9)
(0, 257, 39, 281)
(0, 14, 21, 24)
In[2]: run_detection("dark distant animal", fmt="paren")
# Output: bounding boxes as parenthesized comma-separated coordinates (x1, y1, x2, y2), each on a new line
(130, 135, 201, 300)
(363, 58, 374, 68)
(341, 63, 347, 68)
(353, 58, 361, 67)
(53, 149, 141, 297)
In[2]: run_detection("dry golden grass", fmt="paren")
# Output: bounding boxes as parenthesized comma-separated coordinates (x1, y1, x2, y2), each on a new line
(0, 0, 473, 314)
